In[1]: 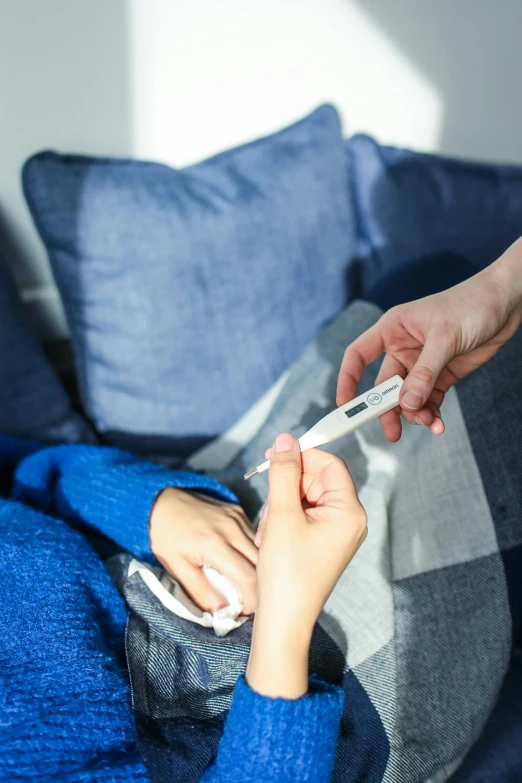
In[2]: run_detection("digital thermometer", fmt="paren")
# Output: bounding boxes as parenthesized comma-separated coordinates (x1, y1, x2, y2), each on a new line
(244, 375, 403, 480)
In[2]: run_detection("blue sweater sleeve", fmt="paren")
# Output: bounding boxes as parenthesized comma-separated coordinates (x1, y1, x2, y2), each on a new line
(202, 676, 343, 783)
(12, 443, 237, 559)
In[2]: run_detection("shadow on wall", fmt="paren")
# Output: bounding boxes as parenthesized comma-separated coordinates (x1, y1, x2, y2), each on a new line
(0, 0, 133, 337)
(352, 0, 522, 163)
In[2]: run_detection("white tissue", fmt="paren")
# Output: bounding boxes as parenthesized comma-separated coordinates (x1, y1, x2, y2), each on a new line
(128, 559, 247, 637)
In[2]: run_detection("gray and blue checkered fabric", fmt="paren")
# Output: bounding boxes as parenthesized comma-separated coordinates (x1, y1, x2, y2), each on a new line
(114, 302, 522, 782)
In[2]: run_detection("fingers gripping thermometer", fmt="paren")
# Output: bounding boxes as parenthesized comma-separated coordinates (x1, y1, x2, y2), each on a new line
(244, 375, 403, 480)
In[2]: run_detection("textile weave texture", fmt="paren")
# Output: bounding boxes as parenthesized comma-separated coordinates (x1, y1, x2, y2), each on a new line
(119, 301, 522, 782)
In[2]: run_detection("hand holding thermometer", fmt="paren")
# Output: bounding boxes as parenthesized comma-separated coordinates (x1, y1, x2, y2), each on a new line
(244, 375, 403, 480)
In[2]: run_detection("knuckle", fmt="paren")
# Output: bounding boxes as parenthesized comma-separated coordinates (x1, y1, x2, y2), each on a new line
(412, 364, 436, 384)
(330, 453, 349, 472)
(342, 345, 352, 362)
(272, 455, 300, 475)
(201, 530, 224, 552)
(222, 513, 239, 530)
(385, 305, 400, 324)
(215, 531, 231, 549)
(233, 509, 249, 526)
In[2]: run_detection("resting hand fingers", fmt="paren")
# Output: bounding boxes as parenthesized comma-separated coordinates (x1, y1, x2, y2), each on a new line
(254, 500, 269, 548)
(227, 523, 259, 566)
(208, 540, 258, 615)
(173, 560, 228, 613)
(229, 506, 257, 544)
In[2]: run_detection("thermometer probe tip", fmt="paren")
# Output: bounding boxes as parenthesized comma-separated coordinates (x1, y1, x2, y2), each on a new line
(243, 468, 259, 481)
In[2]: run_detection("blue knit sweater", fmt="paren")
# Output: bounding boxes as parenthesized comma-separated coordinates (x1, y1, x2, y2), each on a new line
(0, 436, 343, 782)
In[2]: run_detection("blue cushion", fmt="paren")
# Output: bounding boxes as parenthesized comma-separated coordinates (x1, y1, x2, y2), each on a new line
(23, 105, 355, 457)
(0, 255, 94, 443)
(348, 133, 522, 289)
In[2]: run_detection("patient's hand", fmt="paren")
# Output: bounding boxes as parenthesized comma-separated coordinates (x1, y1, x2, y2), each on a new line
(149, 489, 258, 615)
(246, 433, 367, 699)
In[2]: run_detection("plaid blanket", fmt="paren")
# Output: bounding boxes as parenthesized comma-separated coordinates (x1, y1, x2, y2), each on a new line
(112, 301, 522, 782)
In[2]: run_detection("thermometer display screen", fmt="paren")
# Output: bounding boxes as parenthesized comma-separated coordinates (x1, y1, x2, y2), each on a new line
(345, 401, 368, 419)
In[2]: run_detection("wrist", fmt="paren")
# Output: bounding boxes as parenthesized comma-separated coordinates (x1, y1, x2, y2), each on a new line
(490, 238, 522, 326)
(254, 604, 315, 650)
(246, 611, 312, 699)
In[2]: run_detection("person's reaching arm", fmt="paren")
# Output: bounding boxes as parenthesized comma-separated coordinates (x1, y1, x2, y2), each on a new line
(12, 443, 258, 615)
(337, 238, 522, 441)
(203, 432, 368, 782)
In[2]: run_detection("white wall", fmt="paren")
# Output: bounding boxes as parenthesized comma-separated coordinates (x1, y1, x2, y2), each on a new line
(128, 0, 441, 167)
(1, 0, 522, 340)
(0, 0, 132, 338)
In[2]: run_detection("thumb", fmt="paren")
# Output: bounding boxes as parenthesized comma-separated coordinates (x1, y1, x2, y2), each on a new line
(267, 433, 303, 517)
(401, 338, 454, 411)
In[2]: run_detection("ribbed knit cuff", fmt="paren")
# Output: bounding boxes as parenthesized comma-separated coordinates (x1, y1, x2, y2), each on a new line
(61, 463, 238, 559)
(13, 444, 237, 560)
(204, 676, 343, 782)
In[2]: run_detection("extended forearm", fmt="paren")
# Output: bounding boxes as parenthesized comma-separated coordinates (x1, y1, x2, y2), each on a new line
(246, 611, 311, 699)
(488, 237, 522, 328)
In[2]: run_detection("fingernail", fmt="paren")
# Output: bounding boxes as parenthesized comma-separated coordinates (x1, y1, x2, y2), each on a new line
(260, 502, 268, 521)
(273, 433, 295, 453)
(402, 390, 423, 410)
(414, 416, 422, 425)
